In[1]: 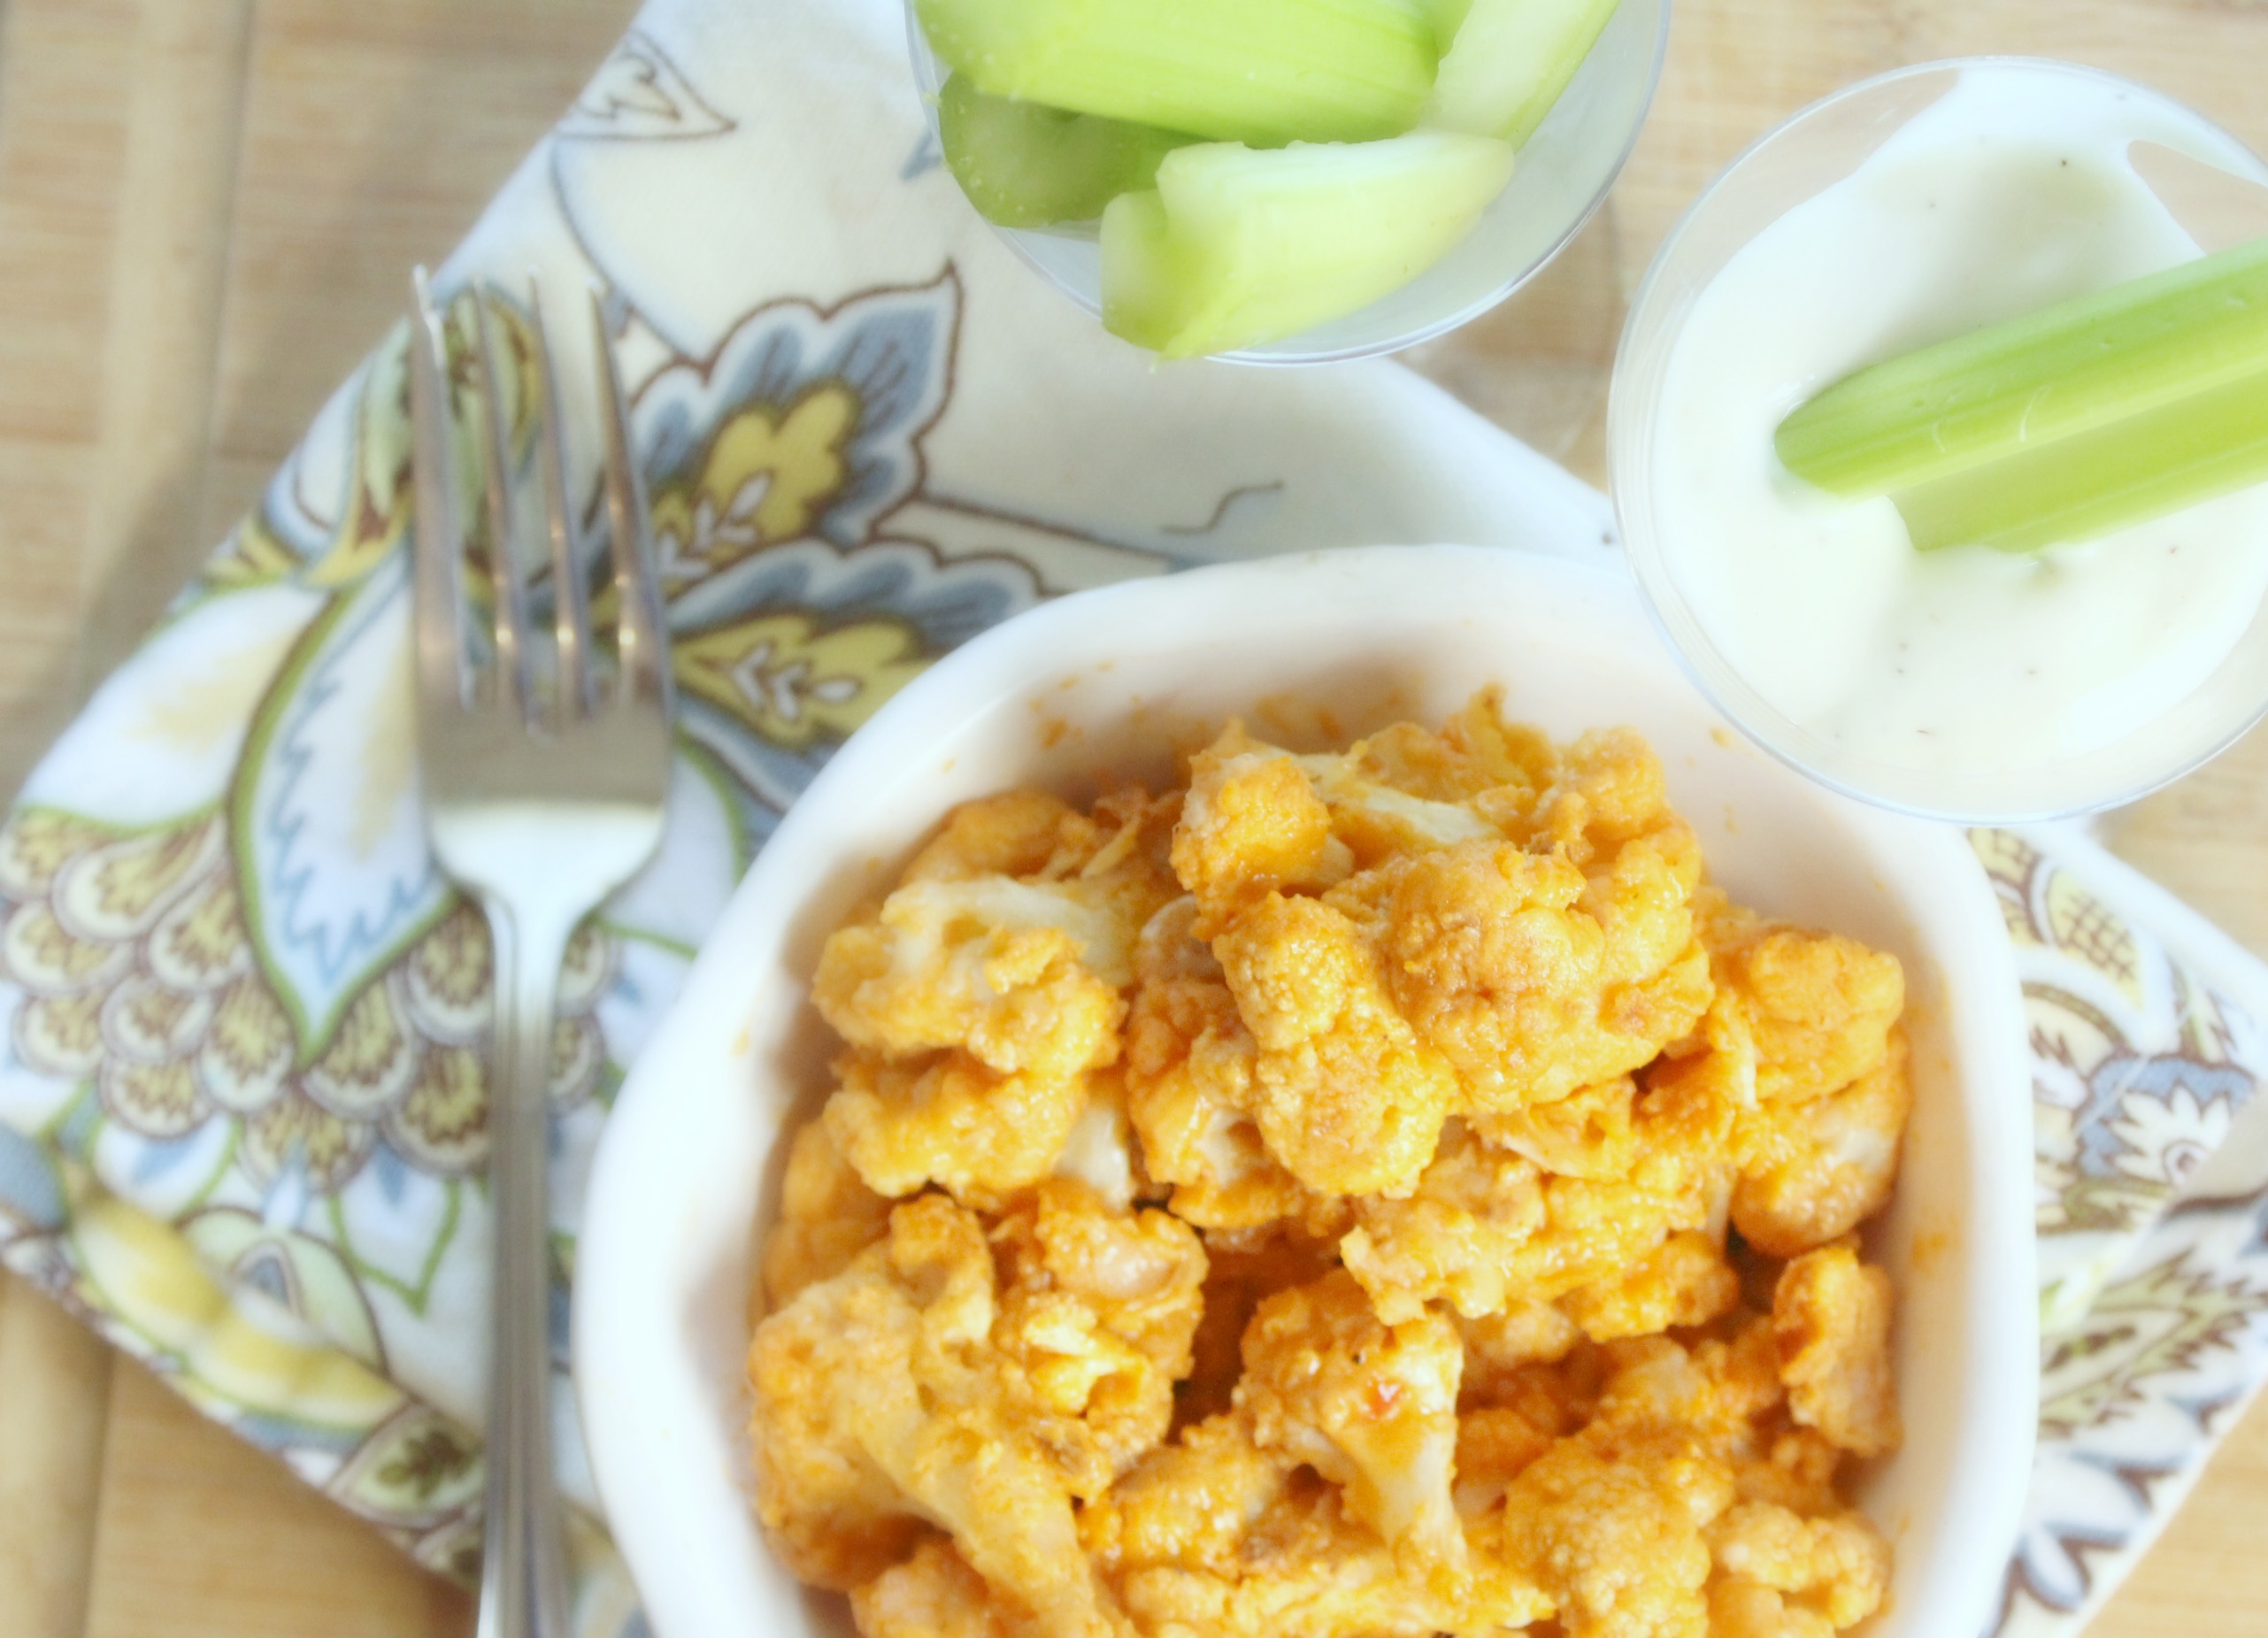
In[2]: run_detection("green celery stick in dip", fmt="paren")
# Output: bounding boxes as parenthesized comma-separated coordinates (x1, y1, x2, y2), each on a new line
(938, 74, 1190, 227)
(916, 0, 1439, 148)
(1422, 0, 1625, 148)
(1101, 133, 1516, 358)
(1894, 362, 2268, 552)
(1777, 233, 2268, 498)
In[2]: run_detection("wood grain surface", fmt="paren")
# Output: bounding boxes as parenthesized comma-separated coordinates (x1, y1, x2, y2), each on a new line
(3, 2, 2266, 1634)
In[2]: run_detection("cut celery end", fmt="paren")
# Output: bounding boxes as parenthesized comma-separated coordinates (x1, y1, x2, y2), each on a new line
(1779, 234, 2268, 497)
(916, 0, 1439, 147)
(1895, 361, 2268, 553)
(1100, 190, 1195, 351)
(1422, 0, 1623, 148)
(938, 74, 1188, 227)
(1100, 134, 1518, 359)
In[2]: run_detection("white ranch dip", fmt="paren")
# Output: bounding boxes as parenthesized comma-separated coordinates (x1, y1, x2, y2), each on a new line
(1653, 69, 2268, 771)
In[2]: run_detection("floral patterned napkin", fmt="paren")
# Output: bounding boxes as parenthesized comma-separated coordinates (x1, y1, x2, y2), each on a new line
(1, 1, 2264, 1634)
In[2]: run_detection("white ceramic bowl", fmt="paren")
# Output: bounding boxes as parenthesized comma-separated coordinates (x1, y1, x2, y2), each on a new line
(576, 545, 2038, 1638)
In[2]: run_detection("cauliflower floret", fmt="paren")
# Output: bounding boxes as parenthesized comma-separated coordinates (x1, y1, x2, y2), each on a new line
(1470, 1075, 1640, 1180)
(1731, 1427, 1847, 1515)
(1178, 1228, 1347, 1427)
(1111, 1466, 1450, 1638)
(852, 1536, 1040, 1638)
(1214, 893, 1458, 1196)
(1456, 1302, 1585, 1408)
(762, 1116, 895, 1307)
(1080, 1410, 1296, 1580)
(1345, 1084, 1732, 1328)
(1699, 895, 1903, 1107)
(1049, 1069, 1145, 1211)
(748, 1196, 996, 1589)
(990, 1180, 1209, 1495)
(1709, 1578, 1836, 1638)
(814, 876, 1129, 1073)
(1773, 1245, 1901, 1458)
(1341, 1120, 1545, 1323)
(1334, 688, 1558, 815)
(1172, 732, 1351, 925)
(1563, 1230, 1741, 1343)
(1235, 1270, 1465, 1566)
(907, 785, 1180, 888)
(1347, 817, 1712, 1114)
(1499, 1092, 1732, 1311)
(1087, 1412, 1548, 1638)
(904, 790, 1088, 882)
(746, 1257, 929, 1587)
(1733, 1032, 1912, 1257)
(1454, 1403, 1560, 1519)
(1592, 1323, 1786, 1456)
(1121, 945, 1298, 1231)
(1493, 1424, 1736, 1638)
(825, 1050, 1094, 1203)
(1298, 749, 1503, 865)
(813, 793, 1188, 1207)
(750, 1196, 1120, 1633)
(1707, 1501, 1891, 1632)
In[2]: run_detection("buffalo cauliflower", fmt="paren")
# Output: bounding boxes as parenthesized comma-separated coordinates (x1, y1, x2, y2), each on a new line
(1733, 1032, 1912, 1258)
(754, 694, 1913, 1638)
(1773, 1244, 1902, 1458)
(851, 1535, 1041, 1638)
(1707, 1500, 1890, 1632)
(1085, 1409, 1550, 1638)
(1697, 893, 1903, 1108)
(1491, 1423, 1736, 1638)
(1340, 1119, 1546, 1323)
(1213, 892, 1460, 1197)
(1172, 737, 1352, 926)
(990, 1179, 1209, 1496)
(824, 1048, 1095, 1204)
(1236, 1270, 1465, 1565)
(1564, 1229, 1741, 1343)
(750, 1194, 1107, 1623)
(762, 1116, 895, 1307)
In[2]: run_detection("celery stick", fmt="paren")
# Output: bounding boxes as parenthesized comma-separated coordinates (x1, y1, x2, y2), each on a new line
(1895, 363, 2268, 552)
(1778, 234, 2268, 496)
(1101, 134, 1517, 358)
(916, 0, 1439, 147)
(938, 74, 1188, 227)
(1411, 0, 1477, 39)
(1422, 0, 1623, 148)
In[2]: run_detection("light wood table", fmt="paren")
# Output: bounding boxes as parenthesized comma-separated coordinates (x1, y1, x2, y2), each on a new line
(2, 2, 2265, 1634)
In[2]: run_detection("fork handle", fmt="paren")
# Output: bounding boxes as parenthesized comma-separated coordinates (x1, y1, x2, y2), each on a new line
(477, 898, 575, 1638)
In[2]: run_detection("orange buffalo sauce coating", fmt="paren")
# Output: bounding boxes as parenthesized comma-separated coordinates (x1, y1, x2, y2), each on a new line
(750, 690, 1910, 1638)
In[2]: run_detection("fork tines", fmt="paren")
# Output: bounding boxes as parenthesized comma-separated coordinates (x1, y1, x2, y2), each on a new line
(407, 267, 671, 728)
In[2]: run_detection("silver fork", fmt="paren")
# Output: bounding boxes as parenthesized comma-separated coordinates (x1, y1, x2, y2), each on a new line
(408, 267, 673, 1638)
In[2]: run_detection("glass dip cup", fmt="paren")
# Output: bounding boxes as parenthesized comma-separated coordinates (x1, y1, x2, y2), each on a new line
(906, 0, 1670, 365)
(1611, 58, 2268, 822)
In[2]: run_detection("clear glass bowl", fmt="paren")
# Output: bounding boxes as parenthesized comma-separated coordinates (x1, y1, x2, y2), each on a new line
(1610, 58, 2268, 822)
(906, 0, 1671, 365)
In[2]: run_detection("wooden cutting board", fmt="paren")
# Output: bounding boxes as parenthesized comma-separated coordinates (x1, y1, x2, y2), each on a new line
(3, 1, 2266, 1634)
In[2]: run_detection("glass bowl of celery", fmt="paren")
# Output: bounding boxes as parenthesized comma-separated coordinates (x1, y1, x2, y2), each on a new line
(1611, 57, 2268, 822)
(907, 0, 1670, 364)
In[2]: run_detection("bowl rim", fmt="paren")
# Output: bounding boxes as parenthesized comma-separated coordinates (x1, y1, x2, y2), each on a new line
(573, 542, 2039, 1638)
